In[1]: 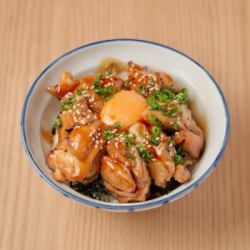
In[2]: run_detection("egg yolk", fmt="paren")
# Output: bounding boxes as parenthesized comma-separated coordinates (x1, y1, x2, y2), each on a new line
(100, 90, 147, 129)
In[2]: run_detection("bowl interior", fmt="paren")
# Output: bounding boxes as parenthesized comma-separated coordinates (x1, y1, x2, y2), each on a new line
(22, 40, 229, 211)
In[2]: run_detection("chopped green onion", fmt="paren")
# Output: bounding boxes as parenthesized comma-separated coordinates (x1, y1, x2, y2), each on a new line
(95, 86, 115, 100)
(175, 88, 188, 105)
(53, 117, 62, 128)
(146, 86, 188, 118)
(136, 144, 153, 161)
(154, 87, 175, 105)
(114, 121, 121, 129)
(149, 126, 162, 146)
(170, 122, 180, 131)
(93, 73, 102, 89)
(60, 96, 74, 110)
(175, 146, 186, 157)
(76, 87, 84, 96)
(163, 106, 182, 118)
(127, 152, 136, 160)
(174, 154, 184, 164)
(151, 126, 161, 136)
(103, 128, 115, 141)
(146, 96, 162, 111)
(149, 136, 160, 146)
(147, 114, 162, 126)
(125, 133, 135, 148)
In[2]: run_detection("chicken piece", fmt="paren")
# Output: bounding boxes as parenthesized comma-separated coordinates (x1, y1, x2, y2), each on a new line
(174, 130, 186, 144)
(56, 93, 98, 143)
(47, 141, 103, 182)
(101, 148, 151, 203)
(180, 130, 204, 159)
(97, 59, 128, 92)
(173, 164, 191, 183)
(154, 142, 175, 176)
(148, 160, 172, 188)
(96, 58, 128, 75)
(180, 105, 203, 135)
(47, 122, 104, 182)
(79, 74, 124, 113)
(127, 62, 174, 95)
(183, 154, 196, 167)
(155, 72, 174, 89)
(90, 97, 105, 114)
(106, 140, 128, 164)
(129, 122, 150, 141)
(112, 75, 124, 91)
(68, 122, 101, 160)
(46, 144, 89, 181)
(128, 61, 145, 72)
(101, 74, 124, 91)
(83, 149, 104, 184)
(47, 72, 79, 98)
(57, 111, 74, 142)
(177, 105, 204, 158)
(128, 122, 174, 188)
(62, 93, 97, 126)
(78, 75, 105, 114)
(127, 62, 161, 93)
(146, 142, 175, 188)
(101, 90, 147, 129)
(101, 156, 136, 193)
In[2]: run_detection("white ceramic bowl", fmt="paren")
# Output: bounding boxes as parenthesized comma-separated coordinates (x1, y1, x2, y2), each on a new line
(21, 39, 230, 212)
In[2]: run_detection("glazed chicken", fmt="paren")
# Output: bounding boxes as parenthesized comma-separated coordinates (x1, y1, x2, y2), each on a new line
(101, 142, 150, 202)
(47, 72, 80, 98)
(177, 105, 204, 158)
(46, 121, 104, 182)
(44, 59, 205, 203)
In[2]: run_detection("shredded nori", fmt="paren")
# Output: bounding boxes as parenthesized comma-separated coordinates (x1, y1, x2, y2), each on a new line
(146, 178, 181, 200)
(69, 176, 114, 202)
(69, 176, 181, 202)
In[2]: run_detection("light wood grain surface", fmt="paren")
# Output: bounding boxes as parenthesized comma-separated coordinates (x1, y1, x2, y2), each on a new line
(1, 0, 250, 249)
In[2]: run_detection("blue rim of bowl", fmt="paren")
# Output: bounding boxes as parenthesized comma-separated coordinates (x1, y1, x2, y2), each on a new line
(21, 38, 230, 211)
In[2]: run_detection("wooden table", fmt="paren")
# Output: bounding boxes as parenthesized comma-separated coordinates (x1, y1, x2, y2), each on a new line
(1, 0, 249, 249)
